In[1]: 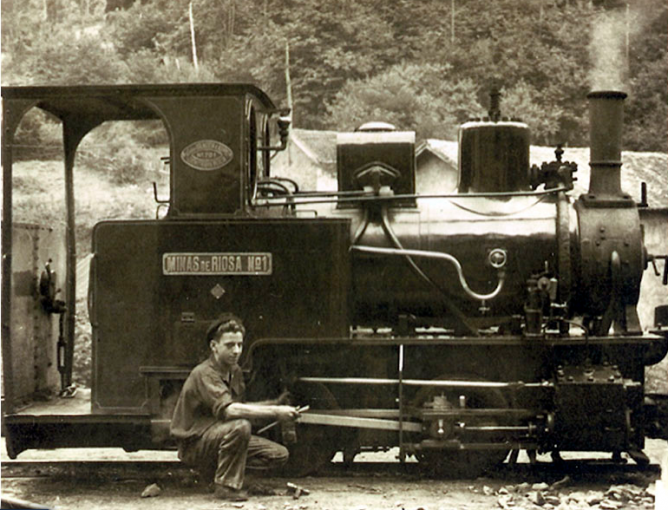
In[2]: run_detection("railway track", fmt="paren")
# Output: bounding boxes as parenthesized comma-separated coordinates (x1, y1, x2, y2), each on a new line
(1, 458, 661, 481)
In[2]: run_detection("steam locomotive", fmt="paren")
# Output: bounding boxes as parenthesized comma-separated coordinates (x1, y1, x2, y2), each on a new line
(2, 83, 667, 476)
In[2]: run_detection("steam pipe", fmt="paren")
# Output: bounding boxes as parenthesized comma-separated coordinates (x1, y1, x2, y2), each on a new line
(587, 91, 627, 198)
(351, 244, 506, 302)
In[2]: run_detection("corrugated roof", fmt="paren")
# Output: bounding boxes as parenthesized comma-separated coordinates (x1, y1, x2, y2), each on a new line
(529, 146, 668, 208)
(419, 139, 667, 206)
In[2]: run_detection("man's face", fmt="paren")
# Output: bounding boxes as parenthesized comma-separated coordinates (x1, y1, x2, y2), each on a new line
(210, 331, 244, 369)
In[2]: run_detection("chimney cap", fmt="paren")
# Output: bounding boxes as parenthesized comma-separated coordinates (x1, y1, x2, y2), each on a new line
(355, 121, 397, 132)
(587, 90, 628, 100)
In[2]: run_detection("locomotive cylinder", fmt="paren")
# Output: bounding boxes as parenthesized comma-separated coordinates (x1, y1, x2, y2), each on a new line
(587, 90, 627, 198)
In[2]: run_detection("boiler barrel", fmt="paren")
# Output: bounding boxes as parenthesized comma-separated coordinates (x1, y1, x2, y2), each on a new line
(350, 197, 559, 328)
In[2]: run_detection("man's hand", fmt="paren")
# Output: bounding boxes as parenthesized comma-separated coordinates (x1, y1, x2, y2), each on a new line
(256, 405, 310, 434)
(274, 405, 298, 422)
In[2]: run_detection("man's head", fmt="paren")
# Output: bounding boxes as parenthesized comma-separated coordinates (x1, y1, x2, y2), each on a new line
(206, 314, 246, 370)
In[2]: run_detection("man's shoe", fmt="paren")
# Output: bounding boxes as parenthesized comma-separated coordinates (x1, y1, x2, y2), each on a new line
(213, 485, 249, 501)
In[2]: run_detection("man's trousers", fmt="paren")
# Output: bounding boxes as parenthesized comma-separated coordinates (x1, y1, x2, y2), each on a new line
(178, 419, 289, 489)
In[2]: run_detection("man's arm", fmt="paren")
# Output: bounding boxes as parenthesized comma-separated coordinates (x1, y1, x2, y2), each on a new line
(224, 402, 298, 421)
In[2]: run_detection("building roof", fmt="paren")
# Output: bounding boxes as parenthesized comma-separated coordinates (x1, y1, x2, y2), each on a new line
(530, 146, 668, 208)
(290, 128, 338, 166)
(418, 139, 667, 207)
(286, 130, 668, 207)
(417, 139, 458, 167)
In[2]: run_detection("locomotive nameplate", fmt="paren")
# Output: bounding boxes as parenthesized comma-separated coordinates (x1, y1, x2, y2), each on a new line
(180, 140, 233, 171)
(162, 252, 272, 275)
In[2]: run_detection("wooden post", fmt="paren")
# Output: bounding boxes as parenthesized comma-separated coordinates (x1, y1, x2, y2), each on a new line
(625, 3, 630, 64)
(189, 2, 199, 71)
(451, 0, 455, 45)
(228, 1, 236, 47)
(285, 40, 294, 120)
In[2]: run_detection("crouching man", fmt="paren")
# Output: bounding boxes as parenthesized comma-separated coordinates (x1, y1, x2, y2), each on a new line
(170, 314, 298, 501)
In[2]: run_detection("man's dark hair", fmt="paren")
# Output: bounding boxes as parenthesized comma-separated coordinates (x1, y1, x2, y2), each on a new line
(206, 313, 246, 346)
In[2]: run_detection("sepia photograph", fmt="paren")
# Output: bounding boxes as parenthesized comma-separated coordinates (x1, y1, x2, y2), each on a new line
(1, 0, 667, 508)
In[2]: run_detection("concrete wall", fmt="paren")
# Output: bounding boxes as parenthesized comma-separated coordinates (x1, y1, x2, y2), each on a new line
(7, 224, 65, 405)
(416, 153, 458, 194)
(638, 208, 668, 330)
(639, 208, 668, 392)
(271, 139, 336, 192)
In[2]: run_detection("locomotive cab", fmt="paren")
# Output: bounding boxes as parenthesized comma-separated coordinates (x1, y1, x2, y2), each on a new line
(1, 84, 349, 457)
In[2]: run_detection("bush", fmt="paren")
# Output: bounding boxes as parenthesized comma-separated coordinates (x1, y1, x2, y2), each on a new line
(501, 81, 565, 146)
(325, 63, 484, 139)
(129, 120, 170, 147)
(77, 123, 165, 185)
(13, 108, 63, 161)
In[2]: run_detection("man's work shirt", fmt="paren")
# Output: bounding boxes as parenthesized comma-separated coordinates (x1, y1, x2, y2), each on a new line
(170, 356, 245, 442)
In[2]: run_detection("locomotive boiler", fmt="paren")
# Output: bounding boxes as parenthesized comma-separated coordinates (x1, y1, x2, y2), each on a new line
(1, 83, 666, 477)
(315, 90, 644, 338)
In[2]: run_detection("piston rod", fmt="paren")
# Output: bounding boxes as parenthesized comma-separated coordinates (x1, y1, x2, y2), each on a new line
(297, 412, 422, 432)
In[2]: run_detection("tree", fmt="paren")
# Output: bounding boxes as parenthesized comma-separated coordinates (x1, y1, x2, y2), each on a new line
(501, 81, 565, 146)
(624, 0, 668, 151)
(107, 2, 177, 58)
(325, 63, 483, 140)
(2, 0, 665, 151)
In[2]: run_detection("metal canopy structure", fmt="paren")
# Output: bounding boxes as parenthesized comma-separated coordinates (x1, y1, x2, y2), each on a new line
(1, 83, 274, 123)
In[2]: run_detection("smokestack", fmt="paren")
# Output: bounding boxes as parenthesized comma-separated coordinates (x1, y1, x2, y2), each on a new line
(587, 90, 627, 198)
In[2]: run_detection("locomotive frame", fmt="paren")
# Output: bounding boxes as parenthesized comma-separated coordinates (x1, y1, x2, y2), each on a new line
(2, 83, 667, 476)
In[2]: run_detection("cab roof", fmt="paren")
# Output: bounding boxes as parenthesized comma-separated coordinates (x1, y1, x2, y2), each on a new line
(1, 83, 276, 122)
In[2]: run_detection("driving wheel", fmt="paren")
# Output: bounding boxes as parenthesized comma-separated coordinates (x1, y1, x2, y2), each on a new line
(280, 382, 342, 476)
(412, 376, 510, 478)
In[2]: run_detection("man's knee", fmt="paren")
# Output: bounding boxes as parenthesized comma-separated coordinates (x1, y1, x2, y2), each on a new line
(262, 441, 289, 466)
(227, 419, 252, 441)
(247, 437, 290, 470)
(273, 443, 289, 465)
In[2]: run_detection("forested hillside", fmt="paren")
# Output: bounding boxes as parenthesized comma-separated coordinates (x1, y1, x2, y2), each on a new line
(2, 0, 666, 151)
